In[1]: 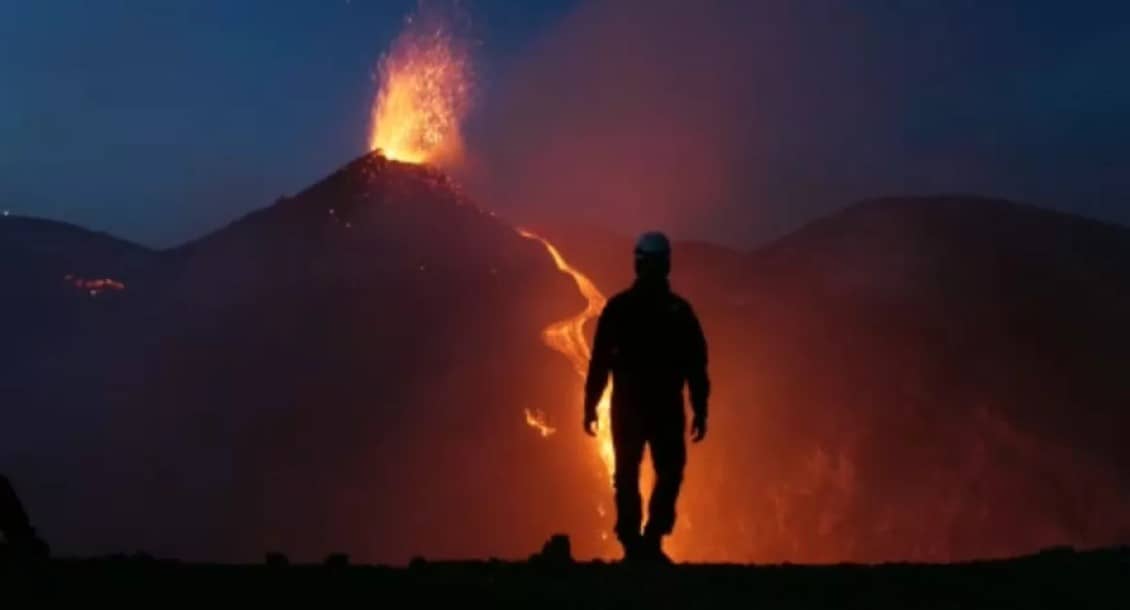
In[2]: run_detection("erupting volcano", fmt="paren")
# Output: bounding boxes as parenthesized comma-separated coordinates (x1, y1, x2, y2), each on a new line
(8, 0, 1130, 576)
(362, 5, 671, 556)
(366, 6, 613, 471)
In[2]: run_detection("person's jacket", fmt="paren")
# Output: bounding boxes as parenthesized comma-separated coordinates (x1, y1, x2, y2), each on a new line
(584, 279, 709, 420)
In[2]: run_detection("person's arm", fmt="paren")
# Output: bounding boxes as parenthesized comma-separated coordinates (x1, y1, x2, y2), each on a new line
(685, 305, 710, 441)
(583, 304, 614, 435)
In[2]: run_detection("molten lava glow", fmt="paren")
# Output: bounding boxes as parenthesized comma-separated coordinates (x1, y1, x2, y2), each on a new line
(517, 229, 616, 485)
(524, 408, 557, 438)
(64, 274, 125, 297)
(368, 8, 472, 165)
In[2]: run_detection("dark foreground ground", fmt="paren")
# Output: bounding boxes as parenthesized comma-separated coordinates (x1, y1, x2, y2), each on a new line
(4, 547, 1127, 608)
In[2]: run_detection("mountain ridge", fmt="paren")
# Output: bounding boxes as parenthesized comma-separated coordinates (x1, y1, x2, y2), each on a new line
(4, 160, 1130, 564)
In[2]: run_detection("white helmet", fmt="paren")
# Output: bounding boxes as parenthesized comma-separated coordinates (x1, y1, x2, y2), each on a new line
(634, 231, 671, 257)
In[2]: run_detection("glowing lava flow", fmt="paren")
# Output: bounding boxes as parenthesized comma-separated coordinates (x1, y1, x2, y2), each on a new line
(517, 230, 616, 484)
(524, 408, 557, 438)
(368, 7, 472, 165)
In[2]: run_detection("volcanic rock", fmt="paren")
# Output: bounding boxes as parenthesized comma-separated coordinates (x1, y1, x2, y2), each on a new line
(529, 534, 573, 565)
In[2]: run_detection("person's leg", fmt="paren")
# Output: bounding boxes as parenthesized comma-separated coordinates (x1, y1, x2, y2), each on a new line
(643, 415, 686, 555)
(611, 413, 646, 557)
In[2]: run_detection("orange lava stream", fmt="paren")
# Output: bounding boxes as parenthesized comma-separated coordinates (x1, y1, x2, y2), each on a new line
(517, 229, 616, 485)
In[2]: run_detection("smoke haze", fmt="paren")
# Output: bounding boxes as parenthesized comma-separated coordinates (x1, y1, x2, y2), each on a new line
(463, 0, 1130, 246)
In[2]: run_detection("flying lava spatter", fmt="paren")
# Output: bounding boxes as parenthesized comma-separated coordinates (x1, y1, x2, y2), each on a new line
(368, 6, 473, 165)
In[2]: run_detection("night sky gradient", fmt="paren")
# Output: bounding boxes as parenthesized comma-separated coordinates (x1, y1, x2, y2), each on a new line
(1, 0, 1127, 248)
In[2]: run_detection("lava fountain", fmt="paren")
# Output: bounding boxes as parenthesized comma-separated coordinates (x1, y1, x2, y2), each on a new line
(368, 5, 473, 165)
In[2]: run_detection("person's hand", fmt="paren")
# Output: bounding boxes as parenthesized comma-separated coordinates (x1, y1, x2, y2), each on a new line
(583, 407, 598, 437)
(690, 415, 707, 443)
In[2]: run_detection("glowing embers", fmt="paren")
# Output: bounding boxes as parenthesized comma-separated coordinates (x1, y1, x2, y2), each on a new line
(368, 5, 473, 166)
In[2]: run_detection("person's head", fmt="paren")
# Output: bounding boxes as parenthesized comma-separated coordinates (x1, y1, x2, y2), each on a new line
(634, 231, 671, 281)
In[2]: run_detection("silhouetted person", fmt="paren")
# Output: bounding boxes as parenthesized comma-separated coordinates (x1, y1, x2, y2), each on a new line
(0, 474, 49, 561)
(583, 232, 709, 563)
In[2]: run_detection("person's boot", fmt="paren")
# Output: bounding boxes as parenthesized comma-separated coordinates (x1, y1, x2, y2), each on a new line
(640, 532, 672, 565)
(619, 533, 645, 563)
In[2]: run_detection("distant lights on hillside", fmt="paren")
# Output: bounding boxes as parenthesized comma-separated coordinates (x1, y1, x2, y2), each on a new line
(64, 274, 126, 297)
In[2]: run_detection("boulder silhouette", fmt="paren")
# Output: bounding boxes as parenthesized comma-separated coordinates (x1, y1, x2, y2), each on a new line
(529, 534, 572, 565)
(0, 475, 49, 561)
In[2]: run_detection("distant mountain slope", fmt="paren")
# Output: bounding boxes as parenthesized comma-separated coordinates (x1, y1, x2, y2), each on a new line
(0, 215, 162, 445)
(0, 215, 157, 314)
(1, 154, 593, 564)
(0, 215, 154, 267)
(743, 196, 1130, 460)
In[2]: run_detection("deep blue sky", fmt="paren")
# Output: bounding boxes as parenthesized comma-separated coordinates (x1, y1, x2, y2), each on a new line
(2, 0, 1128, 248)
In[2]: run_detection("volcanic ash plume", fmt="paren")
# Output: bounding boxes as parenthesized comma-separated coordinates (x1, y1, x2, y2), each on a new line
(368, 4, 474, 167)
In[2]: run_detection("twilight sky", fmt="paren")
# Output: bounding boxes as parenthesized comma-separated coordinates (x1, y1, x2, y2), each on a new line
(2, 0, 1128, 248)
